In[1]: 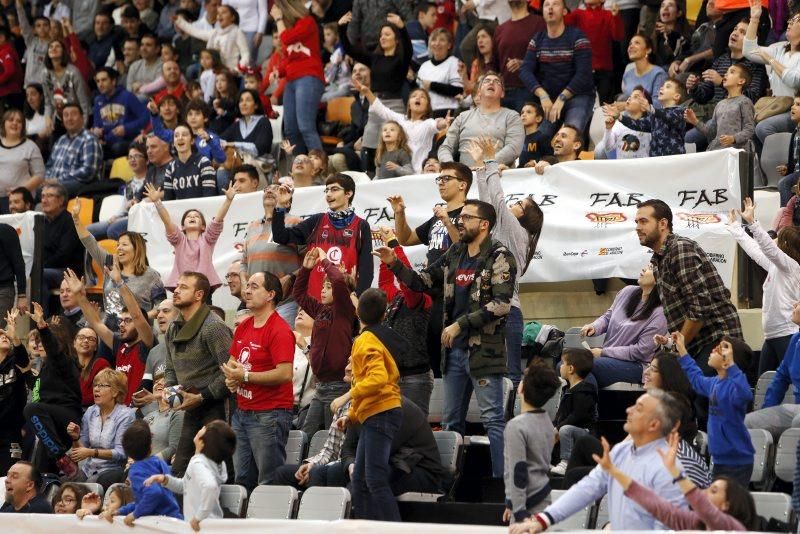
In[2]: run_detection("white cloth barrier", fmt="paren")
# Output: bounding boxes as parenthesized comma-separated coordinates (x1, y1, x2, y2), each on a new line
(0, 211, 40, 278)
(128, 150, 743, 309)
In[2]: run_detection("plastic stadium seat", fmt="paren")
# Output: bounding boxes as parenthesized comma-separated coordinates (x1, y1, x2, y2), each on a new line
(73, 482, 104, 501)
(320, 97, 355, 147)
(549, 489, 593, 530)
(594, 495, 609, 529)
(246, 485, 298, 519)
(564, 327, 604, 350)
(98, 195, 125, 222)
(752, 491, 794, 525)
(429, 378, 445, 424)
(285, 430, 308, 465)
(307, 429, 328, 459)
(761, 133, 793, 188)
(296, 486, 351, 520)
(754, 371, 794, 410)
(694, 430, 708, 458)
(219, 484, 248, 517)
(749, 428, 774, 489)
(103, 483, 125, 509)
(397, 430, 463, 503)
(340, 170, 371, 184)
(514, 378, 566, 422)
(775, 427, 800, 483)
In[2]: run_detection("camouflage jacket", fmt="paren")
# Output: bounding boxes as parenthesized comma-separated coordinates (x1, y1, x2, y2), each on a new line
(391, 237, 516, 378)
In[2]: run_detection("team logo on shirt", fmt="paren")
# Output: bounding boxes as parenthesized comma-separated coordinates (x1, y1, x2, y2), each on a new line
(327, 246, 343, 264)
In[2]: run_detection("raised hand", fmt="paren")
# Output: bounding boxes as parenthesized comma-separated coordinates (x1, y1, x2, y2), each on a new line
(386, 195, 405, 214)
(70, 197, 81, 220)
(386, 13, 404, 28)
(105, 254, 123, 285)
(727, 208, 738, 225)
(378, 226, 396, 245)
(223, 184, 240, 201)
(372, 246, 398, 265)
(338, 11, 352, 25)
(5, 308, 18, 335)
(749, 0, 762, 18)
(144, 182, 163, 203)
(657, 430, 681, 475)
(683, 108, 698, 125)
(28, 302, 45, 328)
(671, 331, 687, 355)
(63, 268, 85, 296)
(591, 436, 615, 472)
(739, 197, 756, 224)
(81, 492, 102, 513)
(280, 139, 295, 155)
(302, 248, 319, 269)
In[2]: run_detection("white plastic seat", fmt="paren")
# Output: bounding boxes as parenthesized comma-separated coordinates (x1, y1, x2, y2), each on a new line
(246, 485, 298, 519)
(761, 132, 793, 188)
(97, 195, 125, 222)
(749, 428, 774, 489)
(397, 430, 463, 503)
(219, 484, 248, 517)
(428, 378, 445, 424)
(549, 489, 593, 530)
(754, 371, 793, 410)
(285, 429, 308, 465)
(296, 486, 351, 520)
(775, 427, 800, 483)
(752, 491, 793, 525)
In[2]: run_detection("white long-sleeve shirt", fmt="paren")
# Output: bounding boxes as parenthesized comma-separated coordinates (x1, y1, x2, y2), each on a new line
(223, 0, 268, 34)
(727, 221, 800, 339)
(743, 38, 800, 96)
(165, 454, 226, 521)
(369, 97, 440, 172)
(175, 17, 251, 71)
(474, 0, 512, 23)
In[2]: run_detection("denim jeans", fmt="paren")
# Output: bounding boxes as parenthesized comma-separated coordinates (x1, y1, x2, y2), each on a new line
(60, 179, 85, 198)
(558, 425, 589, 461)
(232, 408, 293, 490)
(755, 111, 794, 145)
(399, 369, 434, 418)
(301, 380, 350, 435)
(684, 127, 709, 152)
(87, 218, 129, 241)
(283, 75, 324, 154)
(443, 347, 506, 478)
(276, 297, 299, 329)
(273, 460, 348, 489)
(351, 407, 403, 521)
(41, 267, 66, 318)
(539, 93, 596, 140)
(779, 172, 799, 206)
(711, 462, 753, 489)
(506, 306, 524, 386)
(590, 356, 645, 388)
(501, 87, 530, 114)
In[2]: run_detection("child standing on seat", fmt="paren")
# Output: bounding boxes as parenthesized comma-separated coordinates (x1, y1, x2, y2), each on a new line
(375, 121, 414, 179)
(503, 362, 561, 524)
(551, 348, 597, 476)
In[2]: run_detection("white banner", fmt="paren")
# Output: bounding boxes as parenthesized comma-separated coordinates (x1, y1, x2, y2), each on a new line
(129, 150, 742, 309)
(0, 211, 41, 277)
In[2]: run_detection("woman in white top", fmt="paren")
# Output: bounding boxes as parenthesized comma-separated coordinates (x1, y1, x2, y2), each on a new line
(727, 197, 800, 374)
(353, 76, 449, 172)
(175, 5, 250, 72)
(223, 0, 268, 60)
(743, 0, 800, 144)
(0, 109, 44, 214)
(417, 28, 464, 118)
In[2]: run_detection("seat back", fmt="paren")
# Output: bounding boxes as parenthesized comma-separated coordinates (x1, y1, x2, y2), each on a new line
(307, 429, 328, 459)
(564, 327, 605, 350)
(754, 371, 793, 410)
(752, 491, 794, 525)
(549, 489, 593, 530)
(73, 482, 104, 501)
(429, 378, 445, 424)
(296, 486, 351, 520)
(749, 428, 774, 488)
(219, 484, 248, 517)
(694, 430, 708, 458)
(516, 378, 566, 421)
(67, 197, 94, 228)
(98, 195, 126, 222)
(775, 427, 800, 483)
(761, 133, 793, 188)
(246, 485, 298, 519)
(325, 97, 355, 124)
(433, 430, 463, 477)
(285, 429, 308, 465)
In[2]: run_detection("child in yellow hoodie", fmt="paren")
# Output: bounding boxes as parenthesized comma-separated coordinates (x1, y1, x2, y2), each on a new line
(335, 287, 404, 521)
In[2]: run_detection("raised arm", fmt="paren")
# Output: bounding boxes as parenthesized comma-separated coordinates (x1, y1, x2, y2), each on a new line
(108, 258, 154, 348)
(144, 183, 179, 236)
(64, 268, 115, 348)
(214, 185, 239, 222)
(387, 195, 421, 246)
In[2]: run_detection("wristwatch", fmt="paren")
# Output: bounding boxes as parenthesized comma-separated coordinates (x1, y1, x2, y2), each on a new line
(558, 94, 568, 102)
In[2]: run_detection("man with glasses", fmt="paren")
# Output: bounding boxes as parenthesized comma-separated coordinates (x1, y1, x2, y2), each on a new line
(439, 72, 524, 166)
(388, 161, 472, 375)
(273, 173, 373, 300)
(374, 199, 517, 479)
(65, 264, 155, 406)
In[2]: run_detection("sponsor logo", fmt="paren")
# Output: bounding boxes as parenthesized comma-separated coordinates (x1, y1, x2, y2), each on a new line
(676, 212, 720, 228)
(455, 270, 476, 286)
(585, 212, 627, 228)
(562, 250, 589, 257)
(598, 247, 623, 256)
(532, 251, 542, 260)
(708, 252, 727, 264)
(327, 246, 343, 263)
(343, 229, 353, 238)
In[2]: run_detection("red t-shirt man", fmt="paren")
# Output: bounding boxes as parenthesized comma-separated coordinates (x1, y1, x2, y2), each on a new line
(230, 313, 295, 410)
(113, 336, 150, 405)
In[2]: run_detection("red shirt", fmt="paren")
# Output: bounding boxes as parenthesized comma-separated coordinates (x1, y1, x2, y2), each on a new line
(494, 13, 546, 89)
(564, 6, 624, 72)
(278, 15, 324, 83)
(306, 213, 361, 301)
(114, 338, 149, 405)
(0, 42, 22, 97)
(230, 313, 295, 410)
(79, 358, 111, 407)
(154, 83, 186, 105)
(433, 0, 456, 31)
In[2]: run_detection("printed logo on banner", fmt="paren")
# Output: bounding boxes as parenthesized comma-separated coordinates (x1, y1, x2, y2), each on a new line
(598, 247, 623, 256)
(562, 250, 589, 257)
(676, 212, 721, 229)
(708, 253, 727, 264)
(585, 212, 627, 228)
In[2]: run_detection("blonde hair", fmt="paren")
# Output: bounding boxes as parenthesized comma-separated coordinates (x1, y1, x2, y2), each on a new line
(375, 121, 411, 166)
(93, 368, 128, 405)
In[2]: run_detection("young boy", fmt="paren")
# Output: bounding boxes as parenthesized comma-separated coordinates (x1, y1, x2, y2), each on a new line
(503, 361, 561, 524)
(145, 420, 237, 529)
(605, 78, 687, 157)
(294, 247, 357, 436)
(596, 86, 652, 159)
(667, 331, 755, 488)
(185, 99, 227, 165)
(336, 288, 404, 522)
(684, 63, 755, 151)
(115, 420, 182, 526)
(519, 102, 553, 168)
(550, 348, 598, 476)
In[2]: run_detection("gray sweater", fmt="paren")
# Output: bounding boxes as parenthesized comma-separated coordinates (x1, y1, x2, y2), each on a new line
(696, 95, 755, 151)
(504, 411, 554, 522)
(143, 407, 185, 463)
(438, 106, 524, 167)
(477, 161, 530, 309)
(376, 149, 414, 179)
(126, 58, 163, 93)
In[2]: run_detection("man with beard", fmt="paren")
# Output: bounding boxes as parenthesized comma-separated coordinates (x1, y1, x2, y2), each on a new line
(634, 199, 742, 372)
(227, 261, 246, 310)
(373, 199, 516, 479)
(163, 271, 233, 476)
(532, 124, 582, 175)
(66, 263, 155, 405)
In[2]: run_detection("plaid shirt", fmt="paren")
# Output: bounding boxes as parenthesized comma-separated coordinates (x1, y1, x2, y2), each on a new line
(651, 232, 742, 354)
(45, 128, 102, 184)
(304, 400, 351, 466)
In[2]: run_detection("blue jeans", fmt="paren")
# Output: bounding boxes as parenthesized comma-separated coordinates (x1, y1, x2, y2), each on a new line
(590, 356, 644, 388)
(559, 425, 589, 461)
(216, 168, 231, 195)
(506, 306, 524, 386)
(301, 380, 350, 435)
(60, 179, 86, 198)
(539, 93, 596, 140)
(443, 347, 506, 478)
(399, 369, 434, 418)
(232, 408, 292, 490)
(684, 127, 708, 152)
(283, 76, 324, 154)
(779, 172, 799, 206)
(87, 218, 128, 241)
(276, 297, 299, 329)
(711, 462, 753, 489)
(351, 407, 403, 521)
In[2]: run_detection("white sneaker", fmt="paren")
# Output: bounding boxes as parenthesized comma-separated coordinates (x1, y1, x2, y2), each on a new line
(550, 460, 568, 476)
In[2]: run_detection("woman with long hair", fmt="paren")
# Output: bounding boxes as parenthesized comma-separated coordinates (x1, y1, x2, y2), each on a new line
(42, 39, 91, 124)
(221, 89, 273, 157)
(650, 0, 691, 69)
(0, 108, 45, 214)
(467, 137, 544, 388)
(209, 70, 240, 133)
(71, 198, 166, 323)
(579, 264, 667, 387)
(461, 24, 495, 96)
(52, 483, 88, 514)
(174, 4, 250, 72)
(24, 84, 49, 141)
(271, 0, 325, 154)
(621, 34, 667, 107)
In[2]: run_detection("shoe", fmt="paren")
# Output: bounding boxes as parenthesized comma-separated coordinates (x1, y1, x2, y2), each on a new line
(56, 454, 78, 479)
(550, 460, 568, 476)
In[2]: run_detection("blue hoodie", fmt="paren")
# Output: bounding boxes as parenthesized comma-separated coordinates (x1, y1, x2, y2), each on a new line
(117, 456, 183, 520)
(92, 86, 149, 146)
(764, 332, 800, 408)
(679, 354, 755, 466)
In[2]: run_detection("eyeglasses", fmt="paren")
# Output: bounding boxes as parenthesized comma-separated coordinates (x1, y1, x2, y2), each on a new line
(58, 496, 77, 504)
(118, 317, 134, 325)
(481, 78, 502, 86)
(93, 383, 112, 389)
(324, 187, 344, 194)
(434, 175, 459, 185)
(225, 273, 240, 280)
(127, 154, 145, 160)
(76, 334, 98, 343)
(457, 214, 487, 223)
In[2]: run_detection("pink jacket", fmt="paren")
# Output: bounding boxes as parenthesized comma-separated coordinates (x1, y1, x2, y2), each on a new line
(775, 196, 797, 233)
(165, 219, 223, 289)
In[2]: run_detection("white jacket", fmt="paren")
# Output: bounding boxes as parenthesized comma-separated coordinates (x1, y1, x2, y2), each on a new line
(165, 454, 226, 521)
(175, 17, 251, 70)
